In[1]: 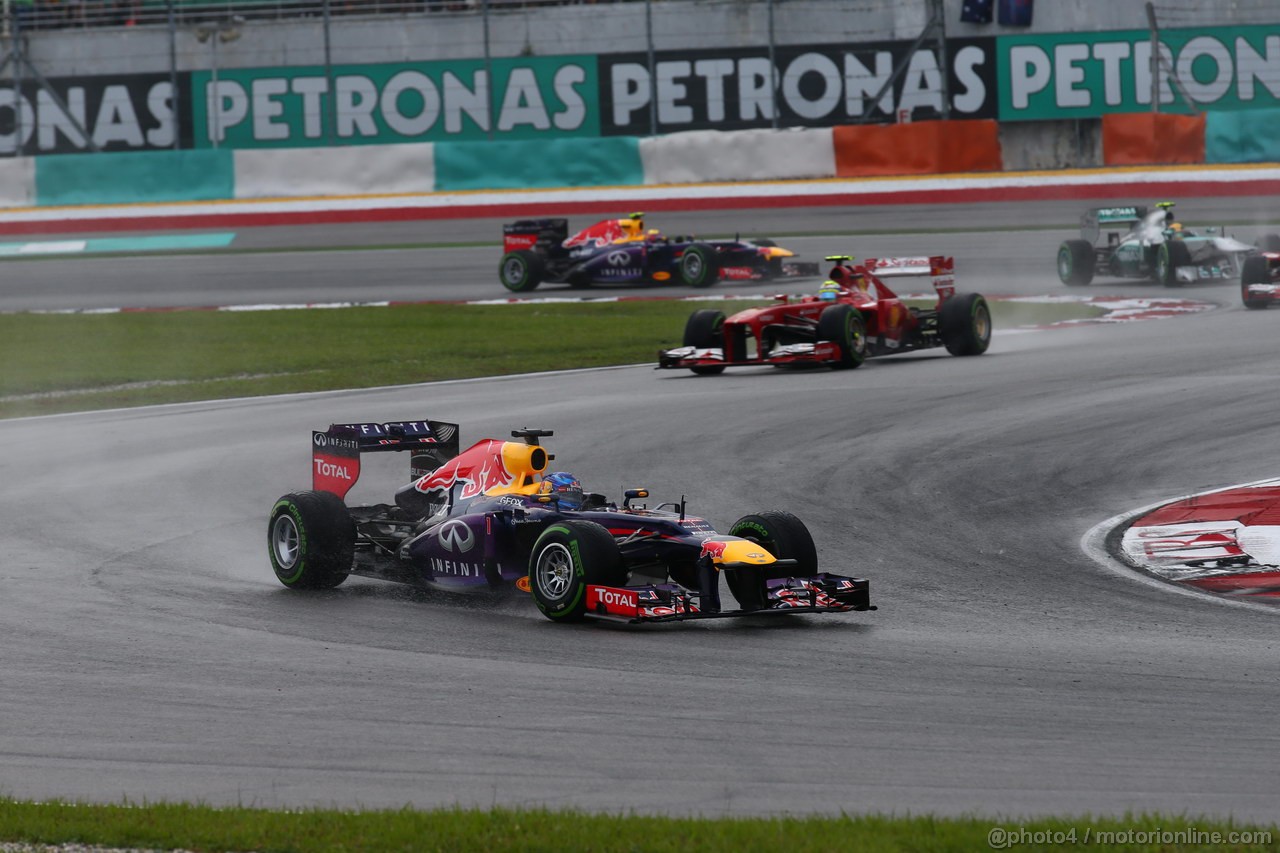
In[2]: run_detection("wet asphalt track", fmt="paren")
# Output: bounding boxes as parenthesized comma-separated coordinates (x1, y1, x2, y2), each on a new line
(3, 200, 1280, 820)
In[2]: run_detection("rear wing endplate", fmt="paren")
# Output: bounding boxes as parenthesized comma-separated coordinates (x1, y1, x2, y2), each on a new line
(311, 419, 460, 499)
(861, 255, 955, 301)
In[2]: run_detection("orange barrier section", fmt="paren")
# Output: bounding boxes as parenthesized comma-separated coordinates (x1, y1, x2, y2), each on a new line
(1102, 113, 1205, 166)
(833, 120, 1003, 177)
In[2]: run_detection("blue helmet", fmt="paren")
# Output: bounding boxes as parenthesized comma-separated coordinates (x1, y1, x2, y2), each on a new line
(540, 471, 584, 508)
(818, 280, 841, 301)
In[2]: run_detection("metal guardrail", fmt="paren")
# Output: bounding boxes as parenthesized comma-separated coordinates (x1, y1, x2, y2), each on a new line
(12, 0, 649, 31)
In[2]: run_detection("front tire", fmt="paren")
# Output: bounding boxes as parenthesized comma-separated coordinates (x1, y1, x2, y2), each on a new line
(499, 250, 544, 293)
(529, 521, 625, 622)
(1156, 241, 1192, 287)
(1057, 239, 1095, 285)
(678, 243, 719, 288)
(725, 511, 818, 611)
(683, 309, 726, 375)
(268, 491, 355, 589)
(938, 292, 992, 356)
(1242, 255, 1271, 310)
(817, 303, 868, 369)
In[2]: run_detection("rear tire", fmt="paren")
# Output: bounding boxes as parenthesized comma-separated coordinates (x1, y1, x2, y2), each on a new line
(499, 250, 544, 293)
(529, 521, 625, 622)
(816, 303, 867, 369)
(1057, 239, 1095, 285)
(938, 292, 992, 356)
(1242, 255, 1271, 310)
(1156, 241, 1192, 287)
(725, 511, 818, 611)
(683, 309, 726, 375)
(268, 491, 355, 589)
(678, 244, 719, 288)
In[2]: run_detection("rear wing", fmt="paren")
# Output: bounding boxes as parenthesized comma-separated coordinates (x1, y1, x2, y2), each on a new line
(1081, 206, 1146, 244)
(312, 419, 460, 499)
(502, 219, 568, 253)
(861, 256, 956, 302)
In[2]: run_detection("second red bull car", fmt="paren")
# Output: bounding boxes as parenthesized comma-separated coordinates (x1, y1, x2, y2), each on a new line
(267, 420, 873, 624)
(498, 212, 819, 293)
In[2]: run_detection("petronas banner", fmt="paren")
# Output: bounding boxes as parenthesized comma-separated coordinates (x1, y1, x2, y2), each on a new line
(997, 24, 1280, 120)
(189, 56, 600, 148)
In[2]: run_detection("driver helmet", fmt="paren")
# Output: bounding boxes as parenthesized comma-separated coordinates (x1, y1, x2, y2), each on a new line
(817, 280, 842, 301)
(539, 472, 584, 509)
(1169, 222, 1184, 234)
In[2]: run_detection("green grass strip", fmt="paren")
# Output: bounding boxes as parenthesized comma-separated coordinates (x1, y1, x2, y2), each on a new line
(0, 299, 1101, 420)
(0, 799, 1276, 852)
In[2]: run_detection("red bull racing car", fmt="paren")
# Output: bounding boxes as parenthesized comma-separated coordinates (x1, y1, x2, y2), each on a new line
(268, 420, 873, 624)
(658, 254, 990, 374)
(498, 212, 819, 293)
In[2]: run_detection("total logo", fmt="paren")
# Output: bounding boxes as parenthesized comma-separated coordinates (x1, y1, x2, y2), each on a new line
(313, 458, 353, 481)
(596, 588, 637, 609)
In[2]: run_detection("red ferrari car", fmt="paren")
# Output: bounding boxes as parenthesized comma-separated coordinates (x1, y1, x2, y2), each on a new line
(657, 255, 991, 374)
(1242, 252, 1280, 310)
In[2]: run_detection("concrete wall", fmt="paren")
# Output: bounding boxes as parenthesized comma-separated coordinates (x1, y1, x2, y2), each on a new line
(999, 120, 1102, 172)
(25, 0, 1280, 79)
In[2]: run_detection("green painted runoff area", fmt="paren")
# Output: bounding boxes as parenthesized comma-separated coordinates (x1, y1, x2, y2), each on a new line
(0, 233, 237, 255)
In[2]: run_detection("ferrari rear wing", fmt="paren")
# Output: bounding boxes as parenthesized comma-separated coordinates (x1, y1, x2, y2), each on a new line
(312, 419, 460, 499)
(860, 255, 956, 301)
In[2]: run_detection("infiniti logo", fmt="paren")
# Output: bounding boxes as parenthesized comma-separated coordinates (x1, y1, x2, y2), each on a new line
(436, 520, 476, 553)
(606, 251, 630, 266)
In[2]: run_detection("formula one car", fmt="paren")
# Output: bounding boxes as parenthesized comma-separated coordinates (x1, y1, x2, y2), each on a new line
(1242, 251, 1280, 309)
(1057, 202, 1267, 286)
(267, 420, 873, 624)
(498, 212, 819, 292)
(657, 254, 990, 374)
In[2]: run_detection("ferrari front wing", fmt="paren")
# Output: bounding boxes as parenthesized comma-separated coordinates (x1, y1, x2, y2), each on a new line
(657, 343, 843, 370)
(584, 573, 874, 624)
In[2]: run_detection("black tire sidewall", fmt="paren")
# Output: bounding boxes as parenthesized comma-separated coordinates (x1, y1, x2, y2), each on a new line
(268, 491, 354, 589)
(529, 521, 623, 622)
(679, 244, 717, 288)
(938, 293, 991, 356)
(1242, 255, 1271, 309)
(725, 511, 818, 609)
(817, 303, 866, 369)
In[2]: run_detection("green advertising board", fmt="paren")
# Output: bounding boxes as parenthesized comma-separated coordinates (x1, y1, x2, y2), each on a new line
(190, 55, 599, 148)
(997, 25, 1280, 121)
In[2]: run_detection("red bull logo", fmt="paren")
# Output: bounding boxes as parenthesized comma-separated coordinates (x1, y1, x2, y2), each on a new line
(564, 218, 626, 249)
(415, 439, 514, 500)
(700, 539, 729, 561)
